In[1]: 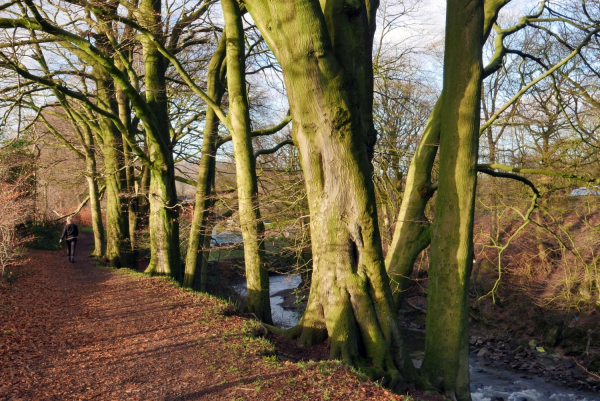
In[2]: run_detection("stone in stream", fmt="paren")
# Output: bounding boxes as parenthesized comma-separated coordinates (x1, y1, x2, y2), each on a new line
(477, 348, 488, 357)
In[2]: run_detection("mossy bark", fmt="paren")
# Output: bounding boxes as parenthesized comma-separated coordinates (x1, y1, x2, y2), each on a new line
(385, 98, 440, 307)
(183, 34, 226, 290)
(245, 0, 416, 387)
(139, 0, 180, 278)
(82, 126, 105, 258)
(420, 1, 484, 399)
(385, 0, 510, 309)
(222, 0, 272, 323)
(96, 73, 128, 268)
(116, 84, 137, 253)
(146, 166, 180, 277)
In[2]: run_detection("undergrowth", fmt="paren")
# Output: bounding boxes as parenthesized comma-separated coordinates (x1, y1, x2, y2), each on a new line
(26, 222, 62, 250)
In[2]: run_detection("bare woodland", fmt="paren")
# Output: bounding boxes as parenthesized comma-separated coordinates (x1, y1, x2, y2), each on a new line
(1, 0, 600, 400)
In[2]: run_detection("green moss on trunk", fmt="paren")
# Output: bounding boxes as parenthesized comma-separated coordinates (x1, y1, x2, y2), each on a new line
(385, 98, 441, 307)
(245, 0, 417, 388)
(421, 1, 484, 399)
(97, 76, 128, 268)
(82, 126, 105, 258)
(222, 0, 271, 323)
(183, 34, 226, 289)
(139, 0, 180, 278)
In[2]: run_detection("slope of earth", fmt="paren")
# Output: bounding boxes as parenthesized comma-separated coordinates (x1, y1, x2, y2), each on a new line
(0, 231, 426, 401)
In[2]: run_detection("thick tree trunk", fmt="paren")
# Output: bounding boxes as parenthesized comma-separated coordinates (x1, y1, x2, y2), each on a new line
(195, 228, 213, 292)
(183, 34, 226, 289)
(222, 0, 271, 323)
(96, 75, 128, 268)
(139, 0, 180, 278)
(101, 126, 127, 268)
(245, 0, 417, 387)
(146, 165, 180, 277)
(420, 1, 484, 399)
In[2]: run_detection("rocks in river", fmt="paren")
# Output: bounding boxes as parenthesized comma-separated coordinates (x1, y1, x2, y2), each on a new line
(586, 376, 600, 386)
(490, 397, 505, 401)
(468, 334, 600, 394)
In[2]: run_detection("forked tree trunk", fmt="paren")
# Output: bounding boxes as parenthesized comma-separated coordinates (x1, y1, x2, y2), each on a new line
(385, 0, 509, 309)
(139, 0, 180, 278)
(183, 34, 226, 289)
(385, 98, 440, 307)
(222, 0, 272, 323)
(245, 0, 416, 387)
(96, 74, 129, 268)
(421, 1, 484, 399)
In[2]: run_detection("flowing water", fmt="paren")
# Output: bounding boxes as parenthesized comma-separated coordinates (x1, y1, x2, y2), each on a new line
(233, 273, 599, 401)
(409, 355, 598, 401)
(469, 363, 598, 401)
(233, 274, 302, 328)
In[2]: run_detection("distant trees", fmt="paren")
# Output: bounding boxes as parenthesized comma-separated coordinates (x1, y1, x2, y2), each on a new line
(0, 139, 35, 278)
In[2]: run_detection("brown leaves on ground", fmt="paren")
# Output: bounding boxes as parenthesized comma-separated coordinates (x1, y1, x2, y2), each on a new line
(0, 232, 409, 400)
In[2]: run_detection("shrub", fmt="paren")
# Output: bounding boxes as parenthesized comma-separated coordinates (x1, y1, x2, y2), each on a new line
(26, 222, 63, 251)
(0, 139, 35, 278)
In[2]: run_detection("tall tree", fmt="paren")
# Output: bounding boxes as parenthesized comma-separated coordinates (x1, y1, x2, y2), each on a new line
(183, 34, 226, 290)
(137, 0, 181, 276)
(420, 0, 483, 399)
(222, 0, 271, 323)
(244, 0, 418, 387)
(384, 0, 517, 307)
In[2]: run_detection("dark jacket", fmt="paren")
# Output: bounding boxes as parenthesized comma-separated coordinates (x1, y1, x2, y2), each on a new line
(61, 223, 79, 241)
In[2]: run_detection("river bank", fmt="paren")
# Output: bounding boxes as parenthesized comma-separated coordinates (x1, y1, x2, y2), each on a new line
(227, 260, 600, 400)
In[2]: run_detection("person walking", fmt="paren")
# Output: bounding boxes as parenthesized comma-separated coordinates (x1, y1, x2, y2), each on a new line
(60, 216, 79, 263)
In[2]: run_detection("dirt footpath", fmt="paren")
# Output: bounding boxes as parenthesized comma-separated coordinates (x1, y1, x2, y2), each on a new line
(0, 232, 408, 401)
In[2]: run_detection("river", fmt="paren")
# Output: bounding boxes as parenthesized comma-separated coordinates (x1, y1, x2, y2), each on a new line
(234, 273, 599, 401)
